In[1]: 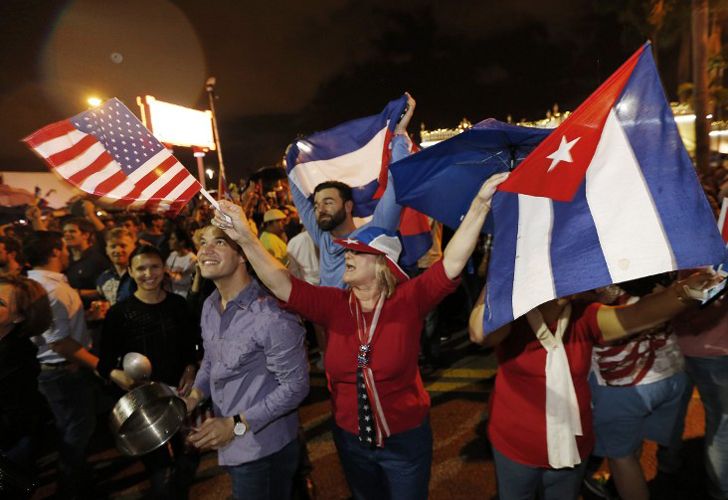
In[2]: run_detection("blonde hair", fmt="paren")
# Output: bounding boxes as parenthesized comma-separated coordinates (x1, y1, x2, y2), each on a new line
(374, 255, 397, 299)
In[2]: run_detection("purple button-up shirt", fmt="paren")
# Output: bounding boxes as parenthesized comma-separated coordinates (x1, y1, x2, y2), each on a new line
(193, 279, 309, 465)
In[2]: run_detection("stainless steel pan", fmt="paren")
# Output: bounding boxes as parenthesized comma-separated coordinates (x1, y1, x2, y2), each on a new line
(109, 382, 186, 456)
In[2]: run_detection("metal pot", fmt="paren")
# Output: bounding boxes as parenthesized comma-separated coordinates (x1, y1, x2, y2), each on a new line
(109, 382, 186, 456)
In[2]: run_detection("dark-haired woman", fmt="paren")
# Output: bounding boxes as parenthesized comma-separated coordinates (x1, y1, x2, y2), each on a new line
(98, 245, 199, 498)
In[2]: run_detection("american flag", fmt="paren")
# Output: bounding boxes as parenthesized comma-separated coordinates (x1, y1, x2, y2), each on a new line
(23, 98, 201, 215)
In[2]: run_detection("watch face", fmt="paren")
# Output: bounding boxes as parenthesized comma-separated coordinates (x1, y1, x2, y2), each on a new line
(234, 422, 247, 436)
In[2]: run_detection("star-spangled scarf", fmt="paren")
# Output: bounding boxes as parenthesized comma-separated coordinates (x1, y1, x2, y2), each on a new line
(349, 292, 391, 447)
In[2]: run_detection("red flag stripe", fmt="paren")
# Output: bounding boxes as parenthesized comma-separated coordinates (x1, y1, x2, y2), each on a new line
(373, 128, 395, 200)
(166, 182, 202, 216)
(145, 169, 190, 206)
(93, 170, 128, 197)
(133, 155, 178, 193)
(67, 151, 115, 185)
(22, 120, 77, 149)
(47, 134, 98, 167)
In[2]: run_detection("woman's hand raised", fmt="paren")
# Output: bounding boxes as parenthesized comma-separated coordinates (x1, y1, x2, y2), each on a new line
(474, 171, 510, 208)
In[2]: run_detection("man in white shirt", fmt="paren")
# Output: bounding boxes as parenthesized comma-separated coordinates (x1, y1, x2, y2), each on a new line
(24, 230, 99, 498)
(287, 229, 319, 285)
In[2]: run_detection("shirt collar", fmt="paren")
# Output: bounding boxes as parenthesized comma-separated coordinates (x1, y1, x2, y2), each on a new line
(27, 269, 68, 283)
(212, 278, 263, 313)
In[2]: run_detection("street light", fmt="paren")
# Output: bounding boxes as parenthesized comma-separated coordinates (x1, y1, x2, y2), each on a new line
(87, 96, 102, 107)
(205, 168, 214, 180)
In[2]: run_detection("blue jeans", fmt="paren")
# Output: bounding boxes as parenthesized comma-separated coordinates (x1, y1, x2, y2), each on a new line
(141, 433, 199, 499)
(37, 366, 96, 497)
(332, 417, 432, 500)
(660, 356, 728, 499)
(492, 446, 588, 500)
(226, 438, 299, 500)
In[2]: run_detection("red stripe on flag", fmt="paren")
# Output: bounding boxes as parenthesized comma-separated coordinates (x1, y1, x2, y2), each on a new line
(47, 134, 98, 168)
(167, 182, 202, 216)
(398, 207, 431, 236)
(144, 168, 190, 208)
(114, 184, 146, 207)
(22, 120, 76, 149)
(134, 155, 178, 192)
(94, 170, 128, 197)
(67, 151, 115, 185)
(373, 128, 395, 200)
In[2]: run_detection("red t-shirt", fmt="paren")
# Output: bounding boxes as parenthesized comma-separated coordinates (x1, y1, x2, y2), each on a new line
(284, 260, 460, 436)
(488, 302, 603, 467)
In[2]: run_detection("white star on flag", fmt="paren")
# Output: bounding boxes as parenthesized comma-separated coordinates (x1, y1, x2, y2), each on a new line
(546, 135, 581, 172)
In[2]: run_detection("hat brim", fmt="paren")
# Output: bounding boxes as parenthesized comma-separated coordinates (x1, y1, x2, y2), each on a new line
(334, 238, 409, 283)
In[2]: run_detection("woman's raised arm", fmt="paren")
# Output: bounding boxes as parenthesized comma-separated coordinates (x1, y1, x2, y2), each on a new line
(442, 172, 509, 280)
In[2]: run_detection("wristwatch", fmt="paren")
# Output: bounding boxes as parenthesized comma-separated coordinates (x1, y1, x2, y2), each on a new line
(233, 414, 247, 437)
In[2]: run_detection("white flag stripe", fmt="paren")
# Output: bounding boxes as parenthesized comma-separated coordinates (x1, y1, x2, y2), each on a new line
(79, 162, 123, 194)
(139, 163, 188, 200)
(512, 195, 556, 318)
(289, 127, 388, 196)
(54, 142, 108, 179)
(32, 129, 87, 158)
(126, 149, 173, 183)
(586, 110, 675, 282)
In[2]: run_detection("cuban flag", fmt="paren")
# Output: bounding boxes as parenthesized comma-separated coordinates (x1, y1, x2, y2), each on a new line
(484, 43, 726, 334)
(390, 118, 549, 233)
(286, 96, 408, 217)
(286, 95, 432, 265)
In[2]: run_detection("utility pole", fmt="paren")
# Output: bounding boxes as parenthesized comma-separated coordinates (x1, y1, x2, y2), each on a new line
(693, 0, 710, 176)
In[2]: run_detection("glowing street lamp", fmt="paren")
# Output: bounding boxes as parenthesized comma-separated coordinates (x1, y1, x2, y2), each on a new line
(205, 168, 215, 180)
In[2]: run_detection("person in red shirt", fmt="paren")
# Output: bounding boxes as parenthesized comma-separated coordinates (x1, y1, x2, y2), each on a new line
(468, 272, 723, 500)
(211, 172, 509, 500)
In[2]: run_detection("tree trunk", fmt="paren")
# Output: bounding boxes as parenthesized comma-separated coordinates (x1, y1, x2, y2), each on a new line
(693, 0, 711, 176)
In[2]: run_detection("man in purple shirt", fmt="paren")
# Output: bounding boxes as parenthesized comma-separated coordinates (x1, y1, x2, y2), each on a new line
(184, 225, 309, 500)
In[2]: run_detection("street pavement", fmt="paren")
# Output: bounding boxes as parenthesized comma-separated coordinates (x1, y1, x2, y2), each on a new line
(32, 333, 711, 499)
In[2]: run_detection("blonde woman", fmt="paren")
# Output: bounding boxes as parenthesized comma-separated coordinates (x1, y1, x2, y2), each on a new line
(212, 172, 509, 500)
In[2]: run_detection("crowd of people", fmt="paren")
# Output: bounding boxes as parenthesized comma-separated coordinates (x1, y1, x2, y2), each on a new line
(0, 94, 727, 500)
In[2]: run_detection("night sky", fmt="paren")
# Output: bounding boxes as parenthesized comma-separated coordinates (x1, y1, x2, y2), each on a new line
(0, 0, 681, 181)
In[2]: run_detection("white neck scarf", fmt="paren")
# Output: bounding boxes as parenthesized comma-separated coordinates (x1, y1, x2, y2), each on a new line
(526, 303, 583, 469)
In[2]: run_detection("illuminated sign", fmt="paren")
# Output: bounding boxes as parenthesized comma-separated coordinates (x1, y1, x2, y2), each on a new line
(137, 95, 215, 150)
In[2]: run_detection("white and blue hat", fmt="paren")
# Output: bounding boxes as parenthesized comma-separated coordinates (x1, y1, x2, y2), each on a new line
(334, 227, 409, 282)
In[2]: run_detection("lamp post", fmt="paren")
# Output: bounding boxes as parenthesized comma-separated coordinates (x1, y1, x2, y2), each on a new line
(205, 77, 228, 197)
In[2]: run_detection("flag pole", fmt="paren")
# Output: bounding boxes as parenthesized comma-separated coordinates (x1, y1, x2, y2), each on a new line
(199, 187, 233, 224)
(199, 188, 220, 209)
(205, 77, 228, 198)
